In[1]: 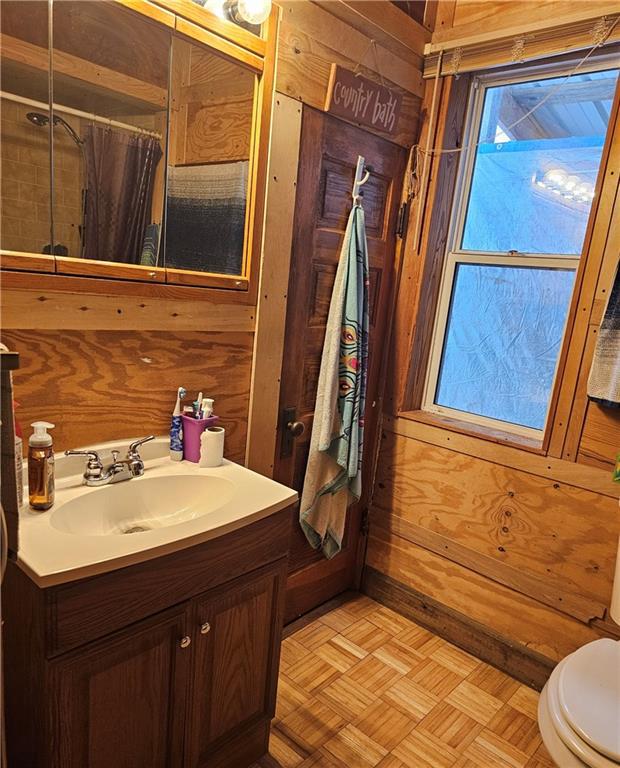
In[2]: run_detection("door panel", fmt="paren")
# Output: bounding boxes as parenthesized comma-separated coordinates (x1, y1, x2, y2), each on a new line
(186, 559, 287, 767)
(274, 107, 407, 620)
(48, 606, 189, 768)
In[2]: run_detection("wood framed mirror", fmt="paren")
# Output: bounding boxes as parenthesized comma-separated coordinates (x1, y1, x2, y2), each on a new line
(0, 0, 278, 304)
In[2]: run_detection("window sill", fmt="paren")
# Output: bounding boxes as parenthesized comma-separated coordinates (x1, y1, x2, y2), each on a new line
(398, 409, 546, 455)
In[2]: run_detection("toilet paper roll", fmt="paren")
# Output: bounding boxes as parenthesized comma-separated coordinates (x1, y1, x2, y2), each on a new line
(199, 426, 225, 468)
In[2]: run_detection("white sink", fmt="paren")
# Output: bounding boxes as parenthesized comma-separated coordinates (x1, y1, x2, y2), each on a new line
(18, 436, 297, 586)
(50, 475, 235, 536)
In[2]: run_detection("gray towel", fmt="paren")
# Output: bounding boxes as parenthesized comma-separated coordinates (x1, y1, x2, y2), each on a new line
(588, 262, 620, 408)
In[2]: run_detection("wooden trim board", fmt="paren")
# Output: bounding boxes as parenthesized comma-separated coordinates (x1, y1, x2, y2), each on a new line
(246, 94, 302, 475)
(385, 415, 618, 498)
(362, 566, 555, 691)
(0, 288, 256, 332)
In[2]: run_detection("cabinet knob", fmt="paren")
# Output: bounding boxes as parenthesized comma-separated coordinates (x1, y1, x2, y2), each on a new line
(179, 635, 191, 648)
(200, 621, 211, 635)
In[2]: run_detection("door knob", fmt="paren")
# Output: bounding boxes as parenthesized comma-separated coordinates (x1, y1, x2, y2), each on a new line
(287, 420, 305, 437)
(179, 635, 191, 648)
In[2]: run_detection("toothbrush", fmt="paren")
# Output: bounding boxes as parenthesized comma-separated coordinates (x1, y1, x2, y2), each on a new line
(197, 392, 203, 418)
(170, 386, 186, 461)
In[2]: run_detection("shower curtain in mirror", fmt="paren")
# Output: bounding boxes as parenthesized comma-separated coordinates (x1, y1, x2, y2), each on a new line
(83, 125, 162, 263)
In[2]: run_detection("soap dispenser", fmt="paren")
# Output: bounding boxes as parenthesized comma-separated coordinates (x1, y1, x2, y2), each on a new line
(28, 421, 55, 511)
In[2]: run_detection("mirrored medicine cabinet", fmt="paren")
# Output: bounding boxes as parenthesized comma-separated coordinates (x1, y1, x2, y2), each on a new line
(0, 0, 276, 296)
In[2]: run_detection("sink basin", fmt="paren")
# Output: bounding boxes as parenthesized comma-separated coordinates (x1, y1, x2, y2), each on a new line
(18, 435, 298, 586)
(50, 475, 235, 536)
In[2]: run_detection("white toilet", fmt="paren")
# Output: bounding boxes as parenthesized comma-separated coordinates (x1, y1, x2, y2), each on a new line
(538, 638, 620, 767)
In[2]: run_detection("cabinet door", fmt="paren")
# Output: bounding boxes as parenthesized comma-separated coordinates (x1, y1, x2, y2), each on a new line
(186, 559, 287, 767)
(48, 605, 191, 768)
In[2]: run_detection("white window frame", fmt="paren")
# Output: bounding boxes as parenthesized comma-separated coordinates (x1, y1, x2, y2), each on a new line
(422, 55, 619, 441)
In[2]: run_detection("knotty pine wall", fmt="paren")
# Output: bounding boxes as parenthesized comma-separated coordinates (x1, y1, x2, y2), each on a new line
(1, 294, 254, 464)
(364, 41, 620, 677)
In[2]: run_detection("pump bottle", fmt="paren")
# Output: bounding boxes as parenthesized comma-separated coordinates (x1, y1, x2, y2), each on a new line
(28, 421, 55, 511)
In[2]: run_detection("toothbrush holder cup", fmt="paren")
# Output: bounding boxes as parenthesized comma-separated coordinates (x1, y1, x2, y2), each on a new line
(181, 414, 220, 463)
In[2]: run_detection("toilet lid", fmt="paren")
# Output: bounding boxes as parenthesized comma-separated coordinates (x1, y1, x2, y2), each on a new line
(558, 639, 620, 763)
(539, 684, 590, 768)
(548, 659, 618, 768)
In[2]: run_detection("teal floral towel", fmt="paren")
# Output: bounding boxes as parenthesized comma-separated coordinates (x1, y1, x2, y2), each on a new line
(299, 203, 369, 559)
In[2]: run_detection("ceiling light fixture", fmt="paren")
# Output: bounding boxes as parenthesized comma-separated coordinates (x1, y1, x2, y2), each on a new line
(226, 0, 271, 25)
(193, 0, 271, 26)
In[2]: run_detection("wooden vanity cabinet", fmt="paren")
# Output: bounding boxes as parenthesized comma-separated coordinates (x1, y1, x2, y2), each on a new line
(3, 509, 291, 768)
(49, 605, 190, 768)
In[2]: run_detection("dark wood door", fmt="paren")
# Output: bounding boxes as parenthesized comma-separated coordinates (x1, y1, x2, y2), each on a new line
(48, 606, 190, 768)
(274, 108, 407, 621)
(186, 559, 287, 768)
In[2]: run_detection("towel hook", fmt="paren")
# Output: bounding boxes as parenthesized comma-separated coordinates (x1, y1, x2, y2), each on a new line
(352, 155, 372, 203)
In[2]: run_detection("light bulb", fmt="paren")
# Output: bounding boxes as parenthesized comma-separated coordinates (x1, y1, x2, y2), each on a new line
(236, 0, 271, 24)
(544, 169, 566, 188)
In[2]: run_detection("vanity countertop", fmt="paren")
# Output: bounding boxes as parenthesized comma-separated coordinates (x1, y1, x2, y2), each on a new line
(18, 437, 297, 587)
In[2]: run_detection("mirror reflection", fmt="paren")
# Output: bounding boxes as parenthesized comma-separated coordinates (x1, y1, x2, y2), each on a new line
(50, 2, 170, 265)
(165, 37, 256, 277)
(0, 1, 51, 255)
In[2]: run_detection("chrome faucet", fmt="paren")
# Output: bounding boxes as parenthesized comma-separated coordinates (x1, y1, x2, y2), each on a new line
(65, 436, 155, 487)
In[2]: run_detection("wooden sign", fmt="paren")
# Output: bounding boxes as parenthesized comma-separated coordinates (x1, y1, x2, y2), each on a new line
(324, 64, 402, 136)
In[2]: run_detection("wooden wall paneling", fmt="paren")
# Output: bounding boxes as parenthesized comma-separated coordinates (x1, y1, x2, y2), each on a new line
(113, 0, 176, 29)
(170, 37, 192, 166)
(1, 33, 163, 112)
(178, 50, 255, 165)
(560, 325, 600, 464)
(0, 289, 255, 332)
(174, 18, 264, 74)
(385, 415, 617, 498)
(433, 0, 620, 48)
(276, 18, 422, 148)
(421, 1, 439, 33)
(364, 526, 607, 663)
(591, 244, 620, 327)
(548, 90, 620, 459)
(316, 0, 431, 60)
(432, 1, 456, 34)
(372, 431, 618, 610)
(370, 506, 604, 622)
(53, 1, 171, 88)
(285, 1, 425, 80)
(363, 567, 555, 690)
(0, 330, 253, 463)
(246, 95, 302, 476)
(578, 401, 620, 471)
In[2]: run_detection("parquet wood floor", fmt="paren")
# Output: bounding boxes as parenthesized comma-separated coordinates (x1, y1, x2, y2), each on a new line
(252, 595, 555, 768)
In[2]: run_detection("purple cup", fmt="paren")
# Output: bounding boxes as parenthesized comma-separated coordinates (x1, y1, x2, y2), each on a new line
(181, 414, 220, 463)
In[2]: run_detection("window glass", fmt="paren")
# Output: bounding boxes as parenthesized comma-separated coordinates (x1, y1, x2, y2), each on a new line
(434, 263, 576, 430)
(461, 69, 619, 255)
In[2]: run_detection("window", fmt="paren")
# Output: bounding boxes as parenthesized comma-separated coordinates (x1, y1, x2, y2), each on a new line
(423, 61, 619, 440)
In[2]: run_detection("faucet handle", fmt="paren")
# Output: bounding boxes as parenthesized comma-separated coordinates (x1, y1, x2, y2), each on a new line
(64, 449, 103, 479)
(127, 435, 155, 458)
